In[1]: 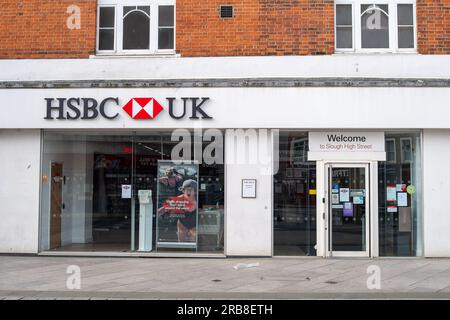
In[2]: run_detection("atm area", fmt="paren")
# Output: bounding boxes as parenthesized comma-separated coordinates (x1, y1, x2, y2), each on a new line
(39, 130, 224, 254)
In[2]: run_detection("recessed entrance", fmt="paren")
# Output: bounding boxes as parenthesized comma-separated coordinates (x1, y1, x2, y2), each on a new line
(326, 163, 370, 257)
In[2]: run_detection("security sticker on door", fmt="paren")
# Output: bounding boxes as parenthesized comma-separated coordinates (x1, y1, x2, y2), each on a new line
(353, 196, 364, 205)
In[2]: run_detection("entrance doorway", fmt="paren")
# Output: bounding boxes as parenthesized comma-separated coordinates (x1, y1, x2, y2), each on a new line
(325, 163, 370, 257)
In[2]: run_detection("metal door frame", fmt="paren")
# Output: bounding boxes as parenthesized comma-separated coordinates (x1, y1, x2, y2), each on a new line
(325, 163, 370, 258)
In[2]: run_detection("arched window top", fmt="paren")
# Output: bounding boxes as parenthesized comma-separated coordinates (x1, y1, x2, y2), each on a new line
(123, 6, 150, 19)
(361, 4, 389, 17)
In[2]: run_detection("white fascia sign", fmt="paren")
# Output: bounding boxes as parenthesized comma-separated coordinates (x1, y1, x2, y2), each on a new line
(308, 131, 386, 161)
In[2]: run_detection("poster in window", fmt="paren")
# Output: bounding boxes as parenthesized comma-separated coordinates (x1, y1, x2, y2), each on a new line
(343, 202, 353, 217)
(397, 192, 408, 207)
(156, 160, 199, 249)
(387, 185, 397, 201)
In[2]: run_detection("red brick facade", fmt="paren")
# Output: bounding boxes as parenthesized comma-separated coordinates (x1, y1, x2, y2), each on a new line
(0, 0, 448, 59)
(417, 0, 450, 54)
(0, 0, 96, 59)
(176, 0, 335, 56)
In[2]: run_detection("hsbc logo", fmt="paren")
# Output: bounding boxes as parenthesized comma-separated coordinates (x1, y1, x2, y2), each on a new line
(44, 97, 212, 120)
(123, 98, 164, 120)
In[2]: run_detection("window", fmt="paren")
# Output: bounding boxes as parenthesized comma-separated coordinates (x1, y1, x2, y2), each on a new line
(97, 1, 175, 54)
(40, 131, 225, 254)
(379, 132, 422, 256)
(158, 6, 174, 50)
(274, 132, 316, 256)
(335, 1, 416, 52)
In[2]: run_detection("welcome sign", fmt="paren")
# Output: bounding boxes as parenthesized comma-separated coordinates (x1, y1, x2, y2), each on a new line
(308, 131, 386, 161)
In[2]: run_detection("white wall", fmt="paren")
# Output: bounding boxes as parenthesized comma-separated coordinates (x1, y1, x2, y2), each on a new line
(225, 129, 273, 256)
(423, 130, 450, 257)
(0, 130, 41, 253)
(0, 55, 449, 81)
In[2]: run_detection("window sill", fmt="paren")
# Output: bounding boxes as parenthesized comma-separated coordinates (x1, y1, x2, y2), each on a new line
(333, 51, 418, 55)
(91, 52, 181, 59)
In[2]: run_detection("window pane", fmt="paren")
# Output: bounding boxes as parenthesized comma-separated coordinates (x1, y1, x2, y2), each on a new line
(361, 5, 389, 49)
(138, 6, 150, 16)
(336, 26, 353, 48)
(123, 6, 135, 16)
(398, 26, 414, 48)
(99, 29, 114, 50)
(379, 132, 422, 256)
(123, 11, 150, 50)
(158, 28, 174, 49)
(398, 4, 414, 25)
(100, 7, 115, 28)
(159, 5, 174, 27)
(273, 132, 317, 256)
(336, 4, 352, 25)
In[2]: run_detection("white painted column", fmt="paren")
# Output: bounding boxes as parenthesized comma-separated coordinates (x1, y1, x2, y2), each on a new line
(0, 129, 41, 253)
(224, 129, 273, 256)
(423, 129, 450, 257)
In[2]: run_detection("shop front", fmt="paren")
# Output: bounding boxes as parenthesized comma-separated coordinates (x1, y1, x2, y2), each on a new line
(0, 81, 447, 258)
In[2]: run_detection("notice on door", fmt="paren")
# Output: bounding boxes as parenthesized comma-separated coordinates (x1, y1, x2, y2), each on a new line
(242, 179, 257, 198)
(339, 188, 350, 202)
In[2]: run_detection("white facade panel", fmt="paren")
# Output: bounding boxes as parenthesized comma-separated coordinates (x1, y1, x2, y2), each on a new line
(224, 129, 273, 256)
(423, 130, 450, 257)
(0, 129, 41, 253)
(0, 55, 450, 81)
(0, 87, 450, 129)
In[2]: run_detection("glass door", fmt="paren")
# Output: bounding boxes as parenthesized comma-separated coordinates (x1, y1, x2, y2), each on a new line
(327, 163, 370, 257)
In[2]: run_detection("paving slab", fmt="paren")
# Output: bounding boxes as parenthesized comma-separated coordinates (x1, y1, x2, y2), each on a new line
(1, 255, 450, 299)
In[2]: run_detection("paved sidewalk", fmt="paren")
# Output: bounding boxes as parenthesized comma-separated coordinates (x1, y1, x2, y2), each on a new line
(1, 256, 450, 299)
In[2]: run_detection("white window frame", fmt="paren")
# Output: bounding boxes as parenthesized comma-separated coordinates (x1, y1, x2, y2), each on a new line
(97, 0, 176, 56)
(334, 0, 417, 53)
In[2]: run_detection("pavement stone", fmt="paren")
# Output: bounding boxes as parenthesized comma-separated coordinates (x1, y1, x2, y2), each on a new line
(1, 255, 450, 299)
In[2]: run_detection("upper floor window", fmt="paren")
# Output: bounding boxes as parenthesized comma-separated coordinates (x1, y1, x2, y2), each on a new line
(335, 1, 416, 53)
(97, 0, 175, 55)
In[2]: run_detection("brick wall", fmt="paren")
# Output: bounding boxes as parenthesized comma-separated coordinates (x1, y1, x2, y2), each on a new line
(417, 0, 450, 54)
(0, 0, 449, 59)
(0, 0, 96, 59)
(176, 0, 335, 56)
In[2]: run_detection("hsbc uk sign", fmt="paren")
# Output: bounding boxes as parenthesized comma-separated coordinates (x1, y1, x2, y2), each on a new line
(44, 97, 212, 120)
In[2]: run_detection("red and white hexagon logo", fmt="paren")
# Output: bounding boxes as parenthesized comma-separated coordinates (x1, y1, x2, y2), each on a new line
(122, 98, 164, 120)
